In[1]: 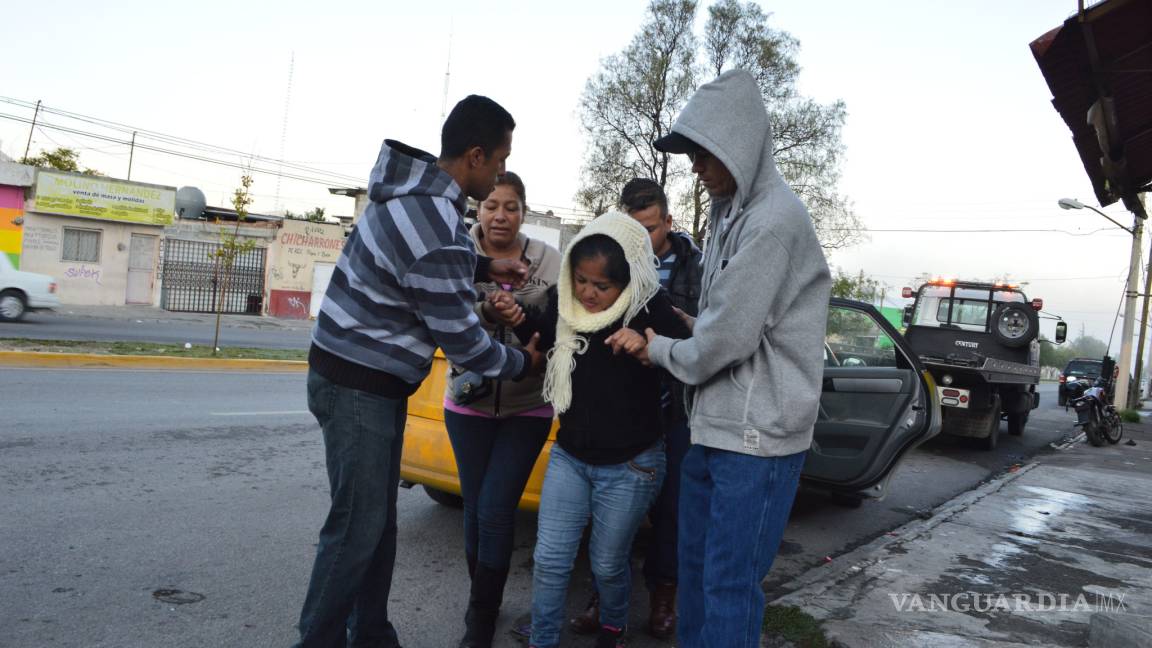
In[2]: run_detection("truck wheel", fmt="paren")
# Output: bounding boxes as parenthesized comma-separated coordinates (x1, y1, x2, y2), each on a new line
(990, 304, 1038, 349)
(979, 394, 1002, 451)
(0, 290, 27, 322)
(423, 485, 463, 508)
(1007, 411, 1028, 436)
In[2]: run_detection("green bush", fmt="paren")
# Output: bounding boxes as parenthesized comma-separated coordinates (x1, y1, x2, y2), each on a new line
(1118, 409, 1141, 423)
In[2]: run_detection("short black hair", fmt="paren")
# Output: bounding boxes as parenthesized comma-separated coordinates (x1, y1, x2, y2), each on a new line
(569, 234, 630, 287)
(619, 178, 668, 217)
(441, 95, 516, 160)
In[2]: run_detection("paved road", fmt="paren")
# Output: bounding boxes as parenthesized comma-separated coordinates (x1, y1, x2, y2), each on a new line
(0, 306, 312, 350)
(0, 369, 1078, 648)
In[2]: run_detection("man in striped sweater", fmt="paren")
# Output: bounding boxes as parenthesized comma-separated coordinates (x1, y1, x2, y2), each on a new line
(294, 95, 542, 648)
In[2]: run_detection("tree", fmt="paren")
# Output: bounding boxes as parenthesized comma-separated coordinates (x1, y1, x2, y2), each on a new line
(576, 0, 862, 249)
(211, 174, 259, 355)
(285, 206, 327, 223)
(576, 0, 697, 216)
(20, 147, 103, 176)
(830, 267, 884, 304)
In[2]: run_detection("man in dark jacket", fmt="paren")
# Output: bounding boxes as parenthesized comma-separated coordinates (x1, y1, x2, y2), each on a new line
(569, 178, 703, 639)
(294, 95, 542, 648)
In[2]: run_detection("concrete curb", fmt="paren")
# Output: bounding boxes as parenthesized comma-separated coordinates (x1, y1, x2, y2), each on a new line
(770, 462, 1041, 603)
(0, 351, 307, 372)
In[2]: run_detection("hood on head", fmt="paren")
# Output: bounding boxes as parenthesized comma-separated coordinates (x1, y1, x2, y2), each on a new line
(366, 139, 464, 210)
(660, 69, 780, 206)
(557, 211, 660, 326)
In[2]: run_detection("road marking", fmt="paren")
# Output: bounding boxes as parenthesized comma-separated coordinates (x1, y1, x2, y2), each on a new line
(210, 410, 310, 416)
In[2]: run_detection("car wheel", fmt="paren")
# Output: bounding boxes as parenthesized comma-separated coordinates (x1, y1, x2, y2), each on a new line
(423, 485, 463, 508)
(978, 394, 1002, 451)
(0, 290, 27, 322)
(1007, 411, 1027, 436)
(990, 304, 1038, 349)
(1058, 391, 1066, 407)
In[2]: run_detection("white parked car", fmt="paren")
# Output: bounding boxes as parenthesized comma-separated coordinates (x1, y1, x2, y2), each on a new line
(0, 254, 59, 321)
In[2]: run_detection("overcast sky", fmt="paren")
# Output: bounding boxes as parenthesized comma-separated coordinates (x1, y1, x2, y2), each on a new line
(0, 0, 1137, 353)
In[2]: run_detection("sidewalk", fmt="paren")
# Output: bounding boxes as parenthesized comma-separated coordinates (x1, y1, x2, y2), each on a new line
(772, 420, 1152, 647)
(46, 304, 315, 332)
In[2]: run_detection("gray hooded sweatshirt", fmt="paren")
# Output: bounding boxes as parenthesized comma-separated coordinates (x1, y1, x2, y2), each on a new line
(647, 70, 832, 458)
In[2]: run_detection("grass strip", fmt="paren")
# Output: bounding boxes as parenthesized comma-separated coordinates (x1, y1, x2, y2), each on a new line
(762, 605, 831, 648)
(0, 337, 306, 361)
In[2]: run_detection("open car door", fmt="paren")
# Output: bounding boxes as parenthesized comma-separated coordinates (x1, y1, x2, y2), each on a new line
(802, 298, 941, 497)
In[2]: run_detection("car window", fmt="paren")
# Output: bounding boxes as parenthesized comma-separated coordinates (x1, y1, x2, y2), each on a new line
(1065, 361, 1101, 376)
(935, 299, 988, 329)
(826, 307, 899, 368)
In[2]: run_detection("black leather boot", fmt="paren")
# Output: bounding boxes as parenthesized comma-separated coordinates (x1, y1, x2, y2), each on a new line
(458, 563, 509, 648)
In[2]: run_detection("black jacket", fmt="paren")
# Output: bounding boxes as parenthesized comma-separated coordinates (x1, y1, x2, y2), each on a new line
(515, 287, 691, 465)
(661, 231, 704, 421)
(664, 231, 704, 318)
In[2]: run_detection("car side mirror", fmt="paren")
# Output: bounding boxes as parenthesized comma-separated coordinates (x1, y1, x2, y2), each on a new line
(902, 305, 913, 327)
(1054, 321, 1068, 345)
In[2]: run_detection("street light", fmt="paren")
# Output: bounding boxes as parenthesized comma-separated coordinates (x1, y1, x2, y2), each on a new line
(1058, 197, 1135, 233)
(1058, 197, 1142, 408)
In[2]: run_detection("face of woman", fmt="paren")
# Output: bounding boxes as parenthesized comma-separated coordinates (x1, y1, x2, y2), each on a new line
(479, 184, 523, 250)
(572, 255, 624, 314)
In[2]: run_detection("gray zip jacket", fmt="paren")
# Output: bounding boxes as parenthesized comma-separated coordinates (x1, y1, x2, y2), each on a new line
(647, 70, 831, 457)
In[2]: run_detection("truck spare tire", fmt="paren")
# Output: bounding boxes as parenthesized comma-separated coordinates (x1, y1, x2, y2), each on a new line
(991, 303, 1038, 348)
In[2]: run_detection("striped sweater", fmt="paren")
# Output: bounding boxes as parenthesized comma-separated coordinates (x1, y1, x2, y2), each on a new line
(310, 139, 528, 394)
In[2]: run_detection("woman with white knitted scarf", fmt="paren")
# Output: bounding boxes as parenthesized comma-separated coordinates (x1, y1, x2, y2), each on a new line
(503, 211, 691, 648)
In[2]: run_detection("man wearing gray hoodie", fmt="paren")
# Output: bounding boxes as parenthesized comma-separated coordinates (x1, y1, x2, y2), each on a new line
(635, 69, 831, 647)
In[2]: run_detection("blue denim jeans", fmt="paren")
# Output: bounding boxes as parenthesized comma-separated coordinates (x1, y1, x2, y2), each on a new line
(529, 443, 666, 648)
(676, 445, 806, 648)
(294, 370, 406, 648)
(444, 410, 551, 571)
(642, 415, 691, 588)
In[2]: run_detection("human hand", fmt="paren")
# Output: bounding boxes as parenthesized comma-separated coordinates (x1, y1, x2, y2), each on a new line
(523, 332, 545, 374)
(485, 290, 525, 327)
(672, 306, 695, 333)
(487, 258, 528, 289)
(605, 327, 650, 365)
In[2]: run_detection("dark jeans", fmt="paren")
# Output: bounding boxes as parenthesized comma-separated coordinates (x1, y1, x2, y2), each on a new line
(294, 370, 406, 648)
(444, 410, 551, 570)
(642, 415, 691, 588)
(676, 445, 806, 648)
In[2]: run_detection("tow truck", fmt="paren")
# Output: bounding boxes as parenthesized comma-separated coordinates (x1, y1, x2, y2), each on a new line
(901, 279, 1067, 450)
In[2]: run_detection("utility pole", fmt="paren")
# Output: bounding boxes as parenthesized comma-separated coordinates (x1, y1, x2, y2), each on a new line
(1115, 216, 1143, 409)
(1135, 193, 1151, 402)
(22, 100, 41, 161)
(127, 131, 136, 180)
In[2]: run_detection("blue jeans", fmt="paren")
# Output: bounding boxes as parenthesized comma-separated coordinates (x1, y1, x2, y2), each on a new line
(444, 410, 551, 571)
(294, 370, 406, 648)
(642, 415, 690, 588)
(530, 443, 666, 648)
(676, 445, 805, 648)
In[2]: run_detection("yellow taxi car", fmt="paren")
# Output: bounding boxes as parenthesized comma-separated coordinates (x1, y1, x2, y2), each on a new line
(398, 299, 941, 509)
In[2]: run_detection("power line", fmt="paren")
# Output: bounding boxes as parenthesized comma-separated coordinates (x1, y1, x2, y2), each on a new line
(0, 97, 365, 185)
(0, 111, 360, 187)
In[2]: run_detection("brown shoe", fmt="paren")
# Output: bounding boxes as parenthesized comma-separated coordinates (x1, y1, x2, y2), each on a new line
(648, 581, 677, 639)
(568, 592, 600, 635)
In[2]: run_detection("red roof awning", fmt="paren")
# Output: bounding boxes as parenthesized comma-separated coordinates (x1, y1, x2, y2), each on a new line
(1031, 0, 1152, 215)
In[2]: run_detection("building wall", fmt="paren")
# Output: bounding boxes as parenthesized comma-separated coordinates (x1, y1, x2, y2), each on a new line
(267, 219, 344, 319)
(0, 185, 24, 268)
(18, 211, 163, 306)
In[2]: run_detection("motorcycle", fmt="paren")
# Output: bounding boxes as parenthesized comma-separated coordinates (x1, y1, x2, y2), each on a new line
(1065, 376, 1123, 446)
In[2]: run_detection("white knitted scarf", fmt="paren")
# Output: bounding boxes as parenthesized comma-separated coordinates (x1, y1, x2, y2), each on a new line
(543, 211, 660, 413)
